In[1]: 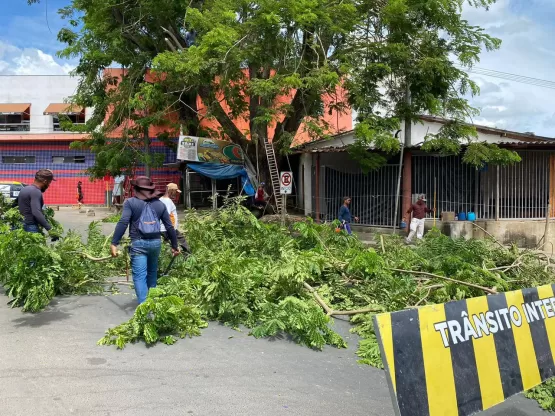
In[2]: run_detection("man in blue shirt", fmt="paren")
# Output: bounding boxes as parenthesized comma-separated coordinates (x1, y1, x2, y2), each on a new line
(111, 176, 179, 304)
(338, 196, 359, 235)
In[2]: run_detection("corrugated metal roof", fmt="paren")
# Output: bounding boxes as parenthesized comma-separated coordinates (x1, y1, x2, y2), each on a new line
(296, 141, 555, 153)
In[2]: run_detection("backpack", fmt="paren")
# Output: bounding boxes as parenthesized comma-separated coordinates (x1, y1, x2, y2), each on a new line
(136, 201, 161, 238)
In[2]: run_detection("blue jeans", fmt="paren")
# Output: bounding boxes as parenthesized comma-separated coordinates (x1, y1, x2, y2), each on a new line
(343, 223, 352, 235)
(23, 223, 41, 233)
(130, 239, 162, 304)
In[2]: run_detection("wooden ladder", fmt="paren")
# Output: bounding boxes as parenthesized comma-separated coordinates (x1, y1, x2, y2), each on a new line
(264, 138, 282, 214)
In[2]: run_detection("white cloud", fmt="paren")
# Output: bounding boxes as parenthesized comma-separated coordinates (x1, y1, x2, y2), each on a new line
(462, 0, 555, 137)
(0, 40, 73, 75)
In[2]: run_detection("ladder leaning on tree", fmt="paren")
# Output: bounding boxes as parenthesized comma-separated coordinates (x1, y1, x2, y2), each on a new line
(264, 138, 282, 214)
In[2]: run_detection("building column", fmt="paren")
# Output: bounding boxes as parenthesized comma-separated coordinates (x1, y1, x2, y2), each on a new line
(301, 153, 313, 216)
(401, 150, 412, 229)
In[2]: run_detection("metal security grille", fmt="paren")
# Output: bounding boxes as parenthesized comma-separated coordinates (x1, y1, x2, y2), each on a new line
(319, 165, 400, 227)
(481, 151, 551, 219)
(412, 154, 477, 217)
(413, 151, 553, 220)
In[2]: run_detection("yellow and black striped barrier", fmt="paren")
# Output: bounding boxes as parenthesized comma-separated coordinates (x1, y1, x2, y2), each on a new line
(373, 284, 555, 416)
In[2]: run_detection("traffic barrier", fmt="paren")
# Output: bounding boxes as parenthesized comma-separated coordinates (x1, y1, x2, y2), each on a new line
(373, 284, 555, 416)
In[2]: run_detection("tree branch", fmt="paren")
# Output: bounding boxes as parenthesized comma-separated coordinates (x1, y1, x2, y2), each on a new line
(303, 282, 382, 316)
(198, 85, 249, 147)
(387, 268, 498, 294)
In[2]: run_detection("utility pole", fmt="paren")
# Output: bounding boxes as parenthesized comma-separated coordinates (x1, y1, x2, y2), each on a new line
(404, 83, 412, 147)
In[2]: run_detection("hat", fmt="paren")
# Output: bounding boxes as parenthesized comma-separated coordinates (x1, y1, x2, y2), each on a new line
(130, 176, 156, 190)
(167, 183, 182, 193)
(36, 169, 56, 181)
(130, 176, 162, 200)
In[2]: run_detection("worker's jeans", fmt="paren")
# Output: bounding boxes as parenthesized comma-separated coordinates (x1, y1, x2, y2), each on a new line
(343, 222, 352, 235)
(130, 238, 162, 304)
(23, 223, 41, 233)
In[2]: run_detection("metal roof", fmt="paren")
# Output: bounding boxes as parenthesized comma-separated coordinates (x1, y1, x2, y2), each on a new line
(296, 141, 555, 154)
(43, 103, 84, 115)
(0, 103, 31, 115)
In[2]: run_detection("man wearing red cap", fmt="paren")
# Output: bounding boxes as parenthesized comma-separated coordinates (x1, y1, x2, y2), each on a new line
(18, 169, 56, 237)
(110, 176, 179, 304)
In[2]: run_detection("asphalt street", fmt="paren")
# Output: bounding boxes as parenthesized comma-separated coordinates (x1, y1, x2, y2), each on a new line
(0, 207, 548, 416)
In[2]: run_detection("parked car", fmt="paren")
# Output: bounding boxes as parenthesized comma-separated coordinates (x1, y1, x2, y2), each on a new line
(0, 181, 26, 204)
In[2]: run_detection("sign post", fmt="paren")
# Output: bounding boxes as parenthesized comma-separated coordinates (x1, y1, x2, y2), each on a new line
(280, 172, 292, 227)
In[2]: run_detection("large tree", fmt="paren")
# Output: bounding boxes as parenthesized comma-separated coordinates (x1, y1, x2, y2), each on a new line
(29, 0, 518, 181)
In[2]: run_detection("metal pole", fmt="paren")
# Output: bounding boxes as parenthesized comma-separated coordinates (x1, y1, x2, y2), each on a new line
(212, 179, 217, 210)
(496, 166, 500, 220)
(281, 194, 287, 227)
(433, 176, 437, 227)
(392, 131, 404, 233)
(185, 168, 191, 209)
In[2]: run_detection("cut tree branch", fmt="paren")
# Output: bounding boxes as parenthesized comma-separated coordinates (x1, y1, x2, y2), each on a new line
(303, 282, 382, 316)
(387, 268, 498, 294)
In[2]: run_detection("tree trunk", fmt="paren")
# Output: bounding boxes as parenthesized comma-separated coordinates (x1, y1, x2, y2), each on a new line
(144, 125, 151, 177)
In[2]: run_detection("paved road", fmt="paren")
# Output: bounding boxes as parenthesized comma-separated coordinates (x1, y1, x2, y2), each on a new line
(0, 208, 547, 415)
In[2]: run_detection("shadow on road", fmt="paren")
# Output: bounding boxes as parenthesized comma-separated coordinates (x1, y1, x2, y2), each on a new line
(11, 308, 71, 328)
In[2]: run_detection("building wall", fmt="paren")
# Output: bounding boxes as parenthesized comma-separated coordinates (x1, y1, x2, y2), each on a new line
(0, 140, 182, 205)
(0, 75, 92, 134)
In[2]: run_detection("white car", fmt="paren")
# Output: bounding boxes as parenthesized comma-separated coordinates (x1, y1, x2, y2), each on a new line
(0, 181, 26, 203)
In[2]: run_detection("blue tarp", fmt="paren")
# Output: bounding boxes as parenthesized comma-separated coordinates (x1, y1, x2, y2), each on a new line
(187, 163, 255, 196)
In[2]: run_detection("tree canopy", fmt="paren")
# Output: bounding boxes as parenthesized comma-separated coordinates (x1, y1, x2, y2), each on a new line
(29, 0, 519, 177)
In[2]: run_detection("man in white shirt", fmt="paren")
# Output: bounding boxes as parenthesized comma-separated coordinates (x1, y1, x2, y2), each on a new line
(160, 183, 190, 255)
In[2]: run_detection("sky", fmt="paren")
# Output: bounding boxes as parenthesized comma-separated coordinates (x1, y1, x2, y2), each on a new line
(0, 0, 554, 137)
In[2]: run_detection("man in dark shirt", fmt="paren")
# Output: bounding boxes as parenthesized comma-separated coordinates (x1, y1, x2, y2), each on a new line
(18, 169, 55, 234)
(338, 197, 359, 235)
(404, 194, 434, 244)
(111, 176, 179, 304)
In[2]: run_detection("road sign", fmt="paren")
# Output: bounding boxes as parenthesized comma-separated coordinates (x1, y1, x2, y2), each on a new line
(280, 171, 292, 195)
(373, 284, 555, 416)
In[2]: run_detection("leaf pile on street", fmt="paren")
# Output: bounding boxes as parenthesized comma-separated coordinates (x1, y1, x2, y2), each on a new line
(0, 195, 125, 312)
(2, 195, 555, 410)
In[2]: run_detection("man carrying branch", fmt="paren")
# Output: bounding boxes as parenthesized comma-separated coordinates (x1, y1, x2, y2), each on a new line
(18, 169, 57, 240)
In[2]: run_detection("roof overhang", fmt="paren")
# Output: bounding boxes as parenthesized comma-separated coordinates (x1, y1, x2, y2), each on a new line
(0, 103, 31, 115)
(43, 103, 84, 115)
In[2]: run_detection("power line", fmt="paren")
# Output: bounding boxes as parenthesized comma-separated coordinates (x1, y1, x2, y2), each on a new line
(455, 65, 555, 90)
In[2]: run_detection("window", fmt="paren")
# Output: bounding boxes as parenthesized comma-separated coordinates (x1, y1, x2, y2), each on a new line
(52, 156, 86, 164)
(2, 156, 36, 164)
(53, 113, 86, 131)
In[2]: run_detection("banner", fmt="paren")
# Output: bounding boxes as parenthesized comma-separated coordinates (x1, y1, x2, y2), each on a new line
(176, 135, 244, 165)
(373, 284, 555, 416)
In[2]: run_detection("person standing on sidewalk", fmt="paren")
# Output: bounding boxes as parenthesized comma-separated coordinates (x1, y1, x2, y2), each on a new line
(112, 174, 125, 206)
(160, 183, 191, 255)
(18, 169, 56, 236)
(110, 176, 179, 304)
(404, 194, 435, 244)
(76, 181, 84, 209)
(338, 197, 359, 235)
